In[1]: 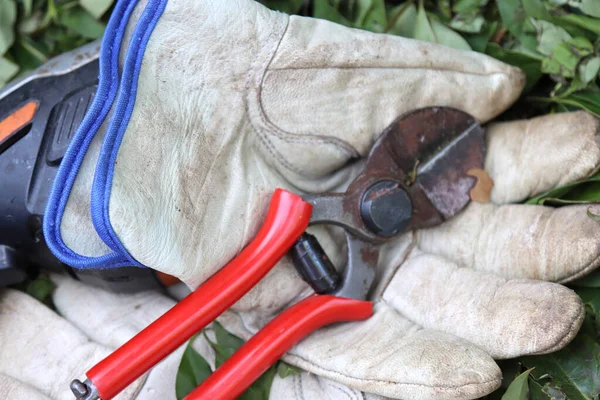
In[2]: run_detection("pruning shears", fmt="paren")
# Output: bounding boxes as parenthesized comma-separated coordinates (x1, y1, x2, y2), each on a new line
(70, 107, 486, 400)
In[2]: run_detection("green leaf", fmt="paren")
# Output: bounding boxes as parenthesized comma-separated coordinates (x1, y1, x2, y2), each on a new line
(465, 21, 497, 52)
(414, 1, 471, 50)
(11, 36, 48, 71)
(529, 379, 568, 400)
(213, 321, 245, 351)
(18, 10, 44, 34)
(486, 43, 543, 92)
(532, 20, 571, 56)
(58, 6, 106, 39)
(522, 0, 552, 20)
(496, 0, 539, 51)
(554, 75, 588, 98)
(528, 379, 549, 400)
(501, 368, 533, 400)
(313, 0, 352, 27)
(541, 383, 568, 399)
(430, 17, 472, 50)
(414, 1, 437, 42)
(386, 3, 417, 37)
(0, 56, 19, 86)
(521, 313, 600, 400)
(567, 36, 594, 56)
(438, 0, 452, 20)
(207, 322, 245, 368)
(555, 14, 600, 36)
(25, 275, 55, 303)
(541, 37, 592, 78)
(175, 339, 213, 400)
(579, 57, 600, 84)
(532, 89, 600, 116)
(355, 0, 387, 32)
(453, 0, 488, 14)
(79, 0, 113, 19)
(571, 270, 600, 288)
(575, 289, 600, 316)
(277, 361, 300, 379)
(21, 0, 32, 16)
(239, 366, 276, 400)
(0, 0, 17, 55)
(562, 90, 600, 115)
(260, 0, 304, 14)
(570, 0, 600, 18)
(449, 14, 485, 33)
(525, 172, 600, 205)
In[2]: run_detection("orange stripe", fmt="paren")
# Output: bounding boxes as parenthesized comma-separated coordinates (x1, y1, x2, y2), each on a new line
(0, 101, 37, 144)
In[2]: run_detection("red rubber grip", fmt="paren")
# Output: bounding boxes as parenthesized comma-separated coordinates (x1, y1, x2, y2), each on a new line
(87, 189, 312, 399)
(184, 295, 373, 400)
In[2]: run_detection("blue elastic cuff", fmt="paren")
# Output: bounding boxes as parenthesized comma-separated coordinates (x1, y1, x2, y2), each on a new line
(43, 0, 167, 269)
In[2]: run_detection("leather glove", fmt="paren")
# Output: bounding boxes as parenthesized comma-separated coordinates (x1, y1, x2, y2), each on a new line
(43, 0, 600, 398)
(0, 276, 211, 400)
(0, 276, 383, 400)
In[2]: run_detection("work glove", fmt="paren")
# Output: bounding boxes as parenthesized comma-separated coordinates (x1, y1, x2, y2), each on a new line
(0, 276, 383, 400)
(43, 0, 600, 398)
(0, 276, 209, 400)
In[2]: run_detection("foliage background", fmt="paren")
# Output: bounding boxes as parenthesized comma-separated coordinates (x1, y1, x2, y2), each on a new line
(2, 0, 600, 399)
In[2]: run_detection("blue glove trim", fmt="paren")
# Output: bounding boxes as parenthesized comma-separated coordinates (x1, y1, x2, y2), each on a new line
(43, 0, 167, 269)
(90, 0, 167, 267)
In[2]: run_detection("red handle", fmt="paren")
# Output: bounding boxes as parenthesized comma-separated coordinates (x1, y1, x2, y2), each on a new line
(184, 295, 373, 400)
(87, 189, 312, 399)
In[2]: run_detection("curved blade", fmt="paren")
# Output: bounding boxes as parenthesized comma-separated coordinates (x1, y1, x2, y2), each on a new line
(306, 107, 486, 241)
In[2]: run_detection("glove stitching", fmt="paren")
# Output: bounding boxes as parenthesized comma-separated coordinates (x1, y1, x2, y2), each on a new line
(295, 374, 306, 400)
(267, 66, 517, 77)
(283, 353, 500, 390)
(245, 15, 305, 175)
(246, 26, 362, 177)
(254, 64, 361, 150)
(255, 85, 362, 151)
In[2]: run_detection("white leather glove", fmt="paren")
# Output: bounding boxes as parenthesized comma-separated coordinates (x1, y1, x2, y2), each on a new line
(0, 276, 383, 400)
(43, 0, 600, 399)
(0, 276, 211, 400)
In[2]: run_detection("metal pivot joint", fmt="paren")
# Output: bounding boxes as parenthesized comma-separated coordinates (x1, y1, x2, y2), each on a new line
(360, 180, 412, 237)
(71, 379, 99, 400)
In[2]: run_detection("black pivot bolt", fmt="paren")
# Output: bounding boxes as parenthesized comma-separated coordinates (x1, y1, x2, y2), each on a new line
(360, 180, 412, 237)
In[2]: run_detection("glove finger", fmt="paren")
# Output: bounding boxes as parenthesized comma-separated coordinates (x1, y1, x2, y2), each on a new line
(51, 273, 175, 348)
(52, 274, 198, 400)
(381, 248, 584, 359)
(416, 203, 600, 282)
(260, 13, 524, 180)
(270, 372, 391, 400)
(0, 289, 141, 400)
(279, 303, 501, 400)
(0, 373, 51, 400)
(486, 111, 600, 204)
